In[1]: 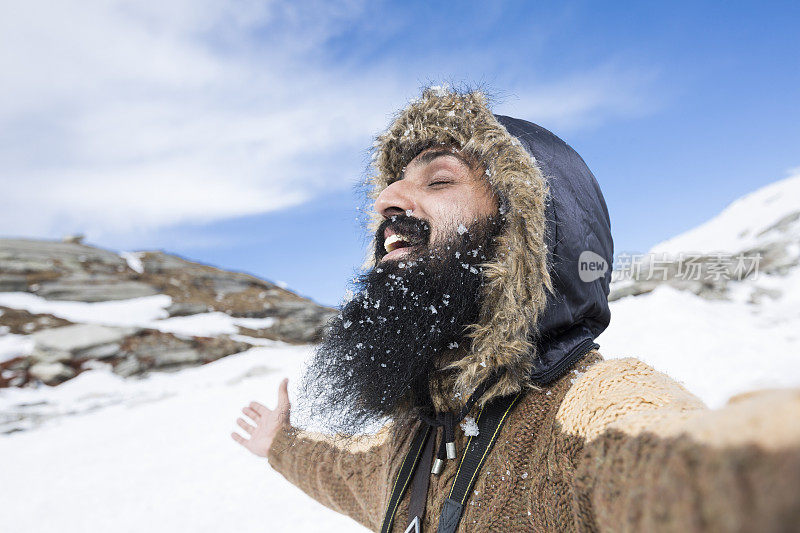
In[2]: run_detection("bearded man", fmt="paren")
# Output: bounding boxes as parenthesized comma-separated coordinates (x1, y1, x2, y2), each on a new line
(232, 88, 800, 532)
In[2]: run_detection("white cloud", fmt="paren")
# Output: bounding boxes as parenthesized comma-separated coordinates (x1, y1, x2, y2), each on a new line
(0, 1, 660, 242)
(496, 62, 661, 132)
(0, 0, 402, 239)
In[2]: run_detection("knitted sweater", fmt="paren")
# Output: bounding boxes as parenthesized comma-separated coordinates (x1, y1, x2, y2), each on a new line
(267, 350, 800, 531)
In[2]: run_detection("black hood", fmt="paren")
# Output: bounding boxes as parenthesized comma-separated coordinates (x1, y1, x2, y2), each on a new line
(496, 115, 613, 385)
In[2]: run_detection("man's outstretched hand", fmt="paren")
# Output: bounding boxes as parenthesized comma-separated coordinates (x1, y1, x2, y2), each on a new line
(231, 377, 291, 457)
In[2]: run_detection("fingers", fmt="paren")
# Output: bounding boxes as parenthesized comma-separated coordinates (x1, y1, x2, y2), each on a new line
(237, 377, 289, 431)
(236, 417, 255, 434)
(231, 431, 247, 445)
(242, 406, 259, 421)
(250, 401, 269, 416)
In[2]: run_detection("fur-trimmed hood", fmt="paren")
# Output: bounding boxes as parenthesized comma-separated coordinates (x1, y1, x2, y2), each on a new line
(367, 87, 613, 411)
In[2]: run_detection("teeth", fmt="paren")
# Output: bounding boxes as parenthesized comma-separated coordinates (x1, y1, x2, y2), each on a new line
(384, 234, 409, 253)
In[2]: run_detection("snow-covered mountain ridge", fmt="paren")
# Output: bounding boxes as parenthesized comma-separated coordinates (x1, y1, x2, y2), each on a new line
(599, 170, 800, 408)
(651, 170, 800, 256)
(610, 170, 800, 302)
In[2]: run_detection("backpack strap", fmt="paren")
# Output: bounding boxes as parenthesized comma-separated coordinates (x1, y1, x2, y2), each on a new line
(436, 392, 523, 533)
(380, 423, 432, 533)
(407, 428, 436, 527)
(380, 391, 522, 533)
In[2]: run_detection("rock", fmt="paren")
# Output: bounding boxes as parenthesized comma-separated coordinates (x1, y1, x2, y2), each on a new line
(114, 329, 251, 374)
(191, 335, 251, 363)
(35, 275, 159, 302)
(166, 301, 209, 317)
(609, 249, 768, 302)
(608, 280, 658, 301)
(28, 362, 75, 384)
(112, 355, 142, 378)
(208, 275, 254, 297)
(153, 349, 204, 367)
(79, 343, 122, 359)
(263, 306, 337, 344)
(0, 307, 73, 335)
(137, 251, 193, 273)
(119, 330, 204, 368)
(135, 250, 335, 343)
(32, 324, 141, 362)
(62, 234, 86, 244)
(0, 238, 127, 276)
(1, 238, 335, 389)
(0, 275, 29, 292)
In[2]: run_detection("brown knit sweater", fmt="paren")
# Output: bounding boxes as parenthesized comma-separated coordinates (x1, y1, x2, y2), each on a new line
(267, 350, 800, 531)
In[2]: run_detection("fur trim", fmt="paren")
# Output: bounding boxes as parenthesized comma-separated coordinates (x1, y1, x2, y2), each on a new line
(367, 87, 553, 410)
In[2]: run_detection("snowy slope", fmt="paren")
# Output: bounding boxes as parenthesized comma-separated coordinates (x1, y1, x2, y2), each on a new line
(0, 265, 360, 530)
(597, 269, 800, 408)
(4, 302, 799, 533)
(0, 346, 365, 533)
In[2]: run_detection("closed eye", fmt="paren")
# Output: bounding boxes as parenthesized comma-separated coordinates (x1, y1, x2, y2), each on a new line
(429, 180, 452, 187)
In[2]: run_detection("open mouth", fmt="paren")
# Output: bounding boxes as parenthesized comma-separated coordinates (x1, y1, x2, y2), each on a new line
(384, 233, 413, 253)
(375, 215, 431, 263)
(382, 229, 425, 260)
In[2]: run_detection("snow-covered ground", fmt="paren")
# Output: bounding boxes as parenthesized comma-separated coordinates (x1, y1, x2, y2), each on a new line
(598, 268, 800, 408)
(1, 345, 364, 532)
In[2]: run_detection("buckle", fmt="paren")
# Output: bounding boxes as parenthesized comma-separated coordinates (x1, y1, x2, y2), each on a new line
(404, 515, 421, 533)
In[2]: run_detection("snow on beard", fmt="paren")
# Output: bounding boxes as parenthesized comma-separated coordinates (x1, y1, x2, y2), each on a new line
(296, 213, 504, 435)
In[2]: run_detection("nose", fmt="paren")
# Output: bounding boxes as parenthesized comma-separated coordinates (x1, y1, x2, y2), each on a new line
(374, 179, 417, 219)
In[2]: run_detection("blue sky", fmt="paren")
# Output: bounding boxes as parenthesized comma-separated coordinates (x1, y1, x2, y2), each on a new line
(1, 1, 798, 306)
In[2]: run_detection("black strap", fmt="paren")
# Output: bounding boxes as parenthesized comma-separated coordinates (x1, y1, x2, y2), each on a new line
(379, 381, 521, 533)
(436, 392, 522, 533)
(418, 372, 504, 465)
(380, 424, 432, 533)
(407, 428, 435, 528)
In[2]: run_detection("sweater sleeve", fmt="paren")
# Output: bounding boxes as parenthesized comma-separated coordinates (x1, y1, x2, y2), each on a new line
(267, 420, 415, 531)
(557, 358, 800, 532)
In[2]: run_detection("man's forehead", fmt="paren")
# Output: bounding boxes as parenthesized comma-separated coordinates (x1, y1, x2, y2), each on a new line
(409, 148, 472, 168)
(395, 147, 477, 183)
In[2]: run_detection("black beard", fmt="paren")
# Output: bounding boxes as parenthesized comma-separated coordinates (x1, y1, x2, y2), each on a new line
(296, 214, 504, 434)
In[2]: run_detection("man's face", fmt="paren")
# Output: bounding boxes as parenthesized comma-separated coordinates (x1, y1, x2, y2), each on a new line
(295, 147, 503, 434)
(374, 148, 498, 262)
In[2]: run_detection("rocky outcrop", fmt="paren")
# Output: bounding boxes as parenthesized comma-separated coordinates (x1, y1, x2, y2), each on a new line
(133, 250, 336, 342)
(31, 323, 141, 363)
(0, 238, 335, 342)
(608, 250, 761, 301)
(610, 237, 799, 302)
(36, 276, 160, 302)
(112, 329, 251, 376)
(0, 238, 131, 279)
(0, 237, 337, 388)
(2, 322, 253, 387)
